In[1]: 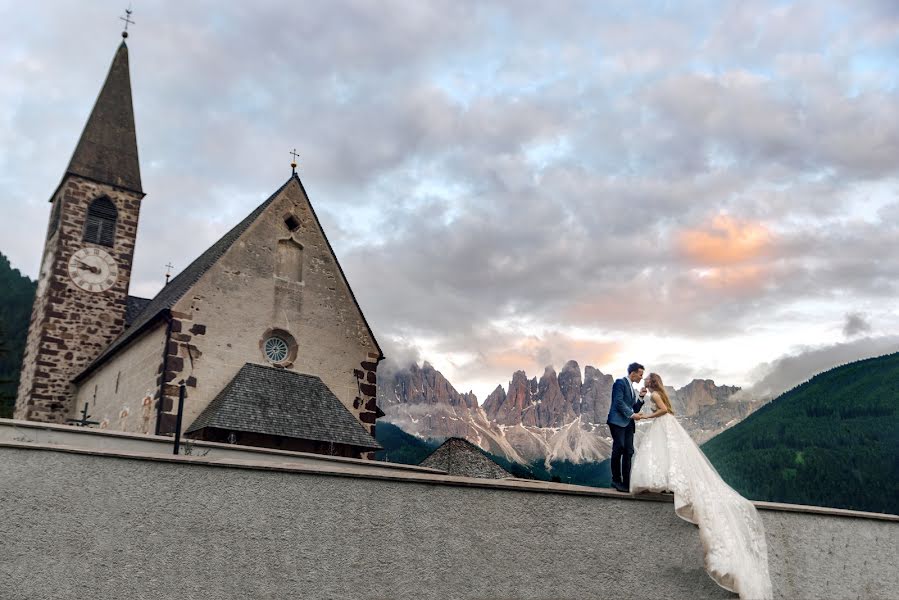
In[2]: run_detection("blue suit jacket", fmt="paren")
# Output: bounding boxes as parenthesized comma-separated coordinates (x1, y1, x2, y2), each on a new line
(606, 377, 644, 427)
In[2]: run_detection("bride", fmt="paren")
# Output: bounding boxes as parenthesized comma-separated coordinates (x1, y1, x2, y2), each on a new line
(630, 373, 773, 600)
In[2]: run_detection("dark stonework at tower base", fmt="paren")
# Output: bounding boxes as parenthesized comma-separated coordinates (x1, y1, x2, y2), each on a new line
(14, 41, 144, 424)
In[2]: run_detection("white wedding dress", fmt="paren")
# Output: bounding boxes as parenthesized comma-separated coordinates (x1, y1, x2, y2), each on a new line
(630, 397, 773, 600)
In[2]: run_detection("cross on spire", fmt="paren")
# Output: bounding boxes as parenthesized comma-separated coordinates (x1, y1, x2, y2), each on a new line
(120, 6, 135, 39)
(290, 149, 299, 175)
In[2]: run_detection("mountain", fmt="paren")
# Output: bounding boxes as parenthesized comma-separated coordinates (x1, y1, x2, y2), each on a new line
(703, 351, 899, 515)
(482, 361, 614, 427)
(373, 421, 606, 485)
(0, 252, 36, 418)
(379, 360, 764, 467)
(378, 361, 534, 462)
(671, 379, 762, 444)
(374, 421, 439, 465)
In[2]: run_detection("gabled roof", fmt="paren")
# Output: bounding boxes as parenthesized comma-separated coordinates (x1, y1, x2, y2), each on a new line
(75, 173, 384, 382)
(65, 41, 142, 194)
(124, 295, 150, 327)
(419, 437, 512, 479)
(74, 177, 293, 382)
(185, 363, 382, 450)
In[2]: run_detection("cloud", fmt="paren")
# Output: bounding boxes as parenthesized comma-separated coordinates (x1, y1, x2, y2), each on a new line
(677, 215, 773, 266)
(843, 313, 873, 338)
(2, 1, 899, 399)
(743, 336, 899, 399)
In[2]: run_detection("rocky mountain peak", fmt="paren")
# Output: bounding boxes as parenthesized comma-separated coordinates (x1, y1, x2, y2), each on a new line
(379, 359, 764, 466)
(379, 361, 477, 409)
(558, 360, 583, 409)
(673, 379, 741, 416)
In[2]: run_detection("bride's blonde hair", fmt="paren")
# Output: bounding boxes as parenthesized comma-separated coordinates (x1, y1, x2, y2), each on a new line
(648, 373, 674, 414)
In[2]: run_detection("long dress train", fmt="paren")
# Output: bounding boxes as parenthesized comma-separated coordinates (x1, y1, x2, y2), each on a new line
(630, 407, 773, 600)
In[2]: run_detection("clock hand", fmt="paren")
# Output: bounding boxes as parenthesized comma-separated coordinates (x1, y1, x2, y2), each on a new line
(75, 260, 101, 274)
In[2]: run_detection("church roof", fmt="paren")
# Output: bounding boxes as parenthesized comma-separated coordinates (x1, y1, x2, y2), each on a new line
(65, 41, 143, 194)
(419, 438, 512, 479)
(76, 173, 384, 382)
(185, 363, 382, 450)
(75, 177, 294, 382)
(124, 295, 151, 327)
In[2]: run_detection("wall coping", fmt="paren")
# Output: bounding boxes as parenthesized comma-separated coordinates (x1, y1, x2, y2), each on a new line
(0, 418, 442, 475)
(3, 439, 897, 523)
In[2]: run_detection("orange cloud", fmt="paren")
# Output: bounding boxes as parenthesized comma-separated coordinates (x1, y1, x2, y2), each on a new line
(678, 215, 772, 266)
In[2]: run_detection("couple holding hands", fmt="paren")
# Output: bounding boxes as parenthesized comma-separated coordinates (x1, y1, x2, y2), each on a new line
(606, 362, 773, 600)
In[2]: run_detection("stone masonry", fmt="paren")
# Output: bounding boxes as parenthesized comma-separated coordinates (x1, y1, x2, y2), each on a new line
(419, 437, 513, 479)
(155, 312, 205, 435)
(147, 178, 382, 442)
(73, 177, 383, 456)
(15, 177, 143, 423)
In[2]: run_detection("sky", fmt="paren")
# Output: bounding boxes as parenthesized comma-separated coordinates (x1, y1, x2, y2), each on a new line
(2, 1, 898, 402)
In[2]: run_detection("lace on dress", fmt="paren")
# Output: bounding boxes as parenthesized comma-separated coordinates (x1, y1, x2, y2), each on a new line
(630, 397, 773, 600)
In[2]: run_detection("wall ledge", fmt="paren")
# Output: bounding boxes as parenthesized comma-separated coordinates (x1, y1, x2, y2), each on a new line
(3, 439, 896, 523)
(0, 417, 440, 474)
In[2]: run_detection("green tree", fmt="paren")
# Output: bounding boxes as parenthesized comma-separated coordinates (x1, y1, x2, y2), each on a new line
(703, 351, 899, 515)
(0, 251, 37, 418)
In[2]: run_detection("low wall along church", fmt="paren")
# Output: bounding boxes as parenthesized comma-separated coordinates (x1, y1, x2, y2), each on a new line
(14, 39, 384, 459)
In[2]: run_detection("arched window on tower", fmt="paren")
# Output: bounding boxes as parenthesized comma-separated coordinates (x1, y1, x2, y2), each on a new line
(83, 197, 117, 247)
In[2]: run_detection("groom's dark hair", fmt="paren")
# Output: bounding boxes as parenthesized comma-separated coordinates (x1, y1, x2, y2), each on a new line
(627, 362, 645, 374)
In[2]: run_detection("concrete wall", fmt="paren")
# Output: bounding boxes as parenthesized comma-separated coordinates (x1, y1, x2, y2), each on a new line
(74, 324, 167, 433)
(0, 418, 440, 478)
(155, 178, 380, 438)
(1, 441, 896, 600)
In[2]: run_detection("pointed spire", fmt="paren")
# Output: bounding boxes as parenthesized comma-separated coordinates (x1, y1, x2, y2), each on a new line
(66, 41, 142, 194)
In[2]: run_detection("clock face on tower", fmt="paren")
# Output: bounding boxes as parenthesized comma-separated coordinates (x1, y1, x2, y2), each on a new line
(67, 247, 119, 293)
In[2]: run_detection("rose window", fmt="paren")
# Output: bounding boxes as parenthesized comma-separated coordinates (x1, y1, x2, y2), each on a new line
(263, 336, 290, 363)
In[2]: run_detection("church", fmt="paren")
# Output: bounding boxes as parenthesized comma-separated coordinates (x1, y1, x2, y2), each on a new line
(14, 37, 385, 459)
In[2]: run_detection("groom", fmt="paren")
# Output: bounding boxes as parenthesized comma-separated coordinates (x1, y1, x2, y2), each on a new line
(607, 362, 647, 493)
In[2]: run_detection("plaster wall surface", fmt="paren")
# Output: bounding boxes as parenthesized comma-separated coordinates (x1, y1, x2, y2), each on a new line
(1, 444, 896, 600)
(162, 178, 379, 435)
(73, 324, 166, 433)
(0, 419, 439, 477)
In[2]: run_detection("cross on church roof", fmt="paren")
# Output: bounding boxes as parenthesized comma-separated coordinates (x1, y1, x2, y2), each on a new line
(290, 149, 299, 175)
(165, 262, 174, 285)
(120, 6, 135, 39)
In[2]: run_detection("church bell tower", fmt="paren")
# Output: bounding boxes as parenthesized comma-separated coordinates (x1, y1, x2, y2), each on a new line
(15, 39, 145, 423)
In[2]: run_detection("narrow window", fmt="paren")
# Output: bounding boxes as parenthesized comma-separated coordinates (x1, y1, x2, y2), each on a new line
(83, 197, 117, 247)
(276, 238, 303, 282)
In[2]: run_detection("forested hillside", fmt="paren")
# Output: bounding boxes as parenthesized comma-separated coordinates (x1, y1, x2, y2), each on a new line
(374, 421, 439, 464)
(0, 252, 36, 418)
(704, 351, 899, 515)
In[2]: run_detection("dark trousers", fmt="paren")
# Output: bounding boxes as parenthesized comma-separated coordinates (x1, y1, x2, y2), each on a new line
(608, 421, 636, 486)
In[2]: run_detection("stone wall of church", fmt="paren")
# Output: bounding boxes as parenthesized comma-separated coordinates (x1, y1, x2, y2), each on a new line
(154, 178, 381, 445)
(2, 444, 897, 600)
(73, 323, 167, 434)
(15, 176, 143, 424)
